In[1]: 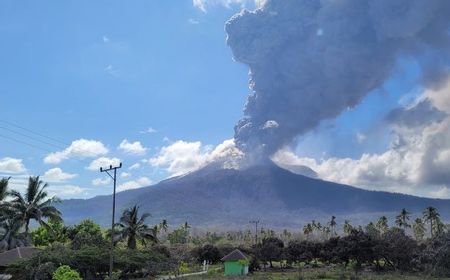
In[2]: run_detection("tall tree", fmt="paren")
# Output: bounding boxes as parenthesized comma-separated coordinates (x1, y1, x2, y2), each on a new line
(412, 218, 426, 242)
(10, 176, 61, 233)
(376, 216, 389, 234)
(395, 208, 411, 230)
(343, 220, 353, 236)
(423, 206, 440, 238)
(303, 223, 313, 239)
(0, 177, 11, 222)
(329, 216, 337, 236)
(116, 205, 157, 249)
(159, 219, 168, 232)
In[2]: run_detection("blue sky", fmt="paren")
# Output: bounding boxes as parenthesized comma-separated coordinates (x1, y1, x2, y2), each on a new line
(0, 0, 444, 199)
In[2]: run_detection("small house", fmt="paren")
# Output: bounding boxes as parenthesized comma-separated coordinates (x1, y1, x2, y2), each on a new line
(221, 249, 249, 276)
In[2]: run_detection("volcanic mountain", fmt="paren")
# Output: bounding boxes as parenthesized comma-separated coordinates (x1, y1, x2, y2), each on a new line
(59, 162, 450, 229)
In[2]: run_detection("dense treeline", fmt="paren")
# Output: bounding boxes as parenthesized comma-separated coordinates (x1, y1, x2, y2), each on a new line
(2, 176, 450, 279)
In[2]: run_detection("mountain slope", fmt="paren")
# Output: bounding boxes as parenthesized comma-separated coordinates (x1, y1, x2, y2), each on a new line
(59, 163, 450, 228)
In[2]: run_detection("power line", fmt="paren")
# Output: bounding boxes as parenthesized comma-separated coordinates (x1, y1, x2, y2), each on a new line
(0, 126, 66, 150)
(0, 133, 55, 153)
(0, 119, 69, 146)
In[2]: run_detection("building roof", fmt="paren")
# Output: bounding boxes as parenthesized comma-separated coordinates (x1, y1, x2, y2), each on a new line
(221, 249, 247, 261)
(0, 247, 39, 267)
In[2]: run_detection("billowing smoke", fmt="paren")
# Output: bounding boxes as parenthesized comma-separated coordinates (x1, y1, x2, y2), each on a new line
(225, 0, 450, 161)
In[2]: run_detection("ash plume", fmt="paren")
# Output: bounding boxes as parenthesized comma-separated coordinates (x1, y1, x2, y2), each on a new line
(225, 0, 450, 161)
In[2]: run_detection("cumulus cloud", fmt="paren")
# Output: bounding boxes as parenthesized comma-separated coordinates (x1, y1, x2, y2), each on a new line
(43, 168, 77, 182)
(87, 157, 121, 171)
(118, 139, 147, 155)
(0, 157, 26, 174)
(150, 139, 243, 176)
(193, 0, 262, 12)
(92, 177, 110, 186)
(273, 80, 450, 198)
(47, 185, 86, 198)
(139, 127, 157, 134)
(44, 139, 108, 164)
(118, 177, 152, 192)
(128, 163, 141, 170)
(121, 172, 131, 178)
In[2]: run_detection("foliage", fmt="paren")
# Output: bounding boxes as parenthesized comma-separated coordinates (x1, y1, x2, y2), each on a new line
(191, 244, 222, 264)
(9, 176, 61, 233)
(115, 205, 157, 249)
(52, 265, 82, 280)
(32, 218, 68, 247)
(256, 237, 284, 267)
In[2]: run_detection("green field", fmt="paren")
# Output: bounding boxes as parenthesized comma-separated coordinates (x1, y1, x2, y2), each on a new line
(184, 266, 450, 280)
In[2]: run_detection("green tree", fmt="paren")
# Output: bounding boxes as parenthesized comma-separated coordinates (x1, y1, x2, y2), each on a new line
(303, 223, 313, 239)
(32, 218, 68, 247)
(116, 205, 157, 249)
(10, 176, 61, 233)
(0, 177, 11, 220)
(423, 206, 440, 238)
(412, 218, 426, 241)
(376, 216, 389, 234)
(159, 219, 168, 232)
(0, 218, 30, 251)
(395, 208, 411, 230)
(329, 216, 337, 236)
(52, 265, 82, 280)
(343, 220, 353, 236)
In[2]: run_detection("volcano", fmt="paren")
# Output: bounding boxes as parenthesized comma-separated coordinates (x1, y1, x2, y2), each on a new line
(59, 162, 450, 229)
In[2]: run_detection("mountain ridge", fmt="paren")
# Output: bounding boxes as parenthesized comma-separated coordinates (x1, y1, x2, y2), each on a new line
(59, 162, 450, 228)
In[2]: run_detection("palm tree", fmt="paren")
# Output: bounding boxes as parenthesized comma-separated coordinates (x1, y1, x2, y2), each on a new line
(115, 205, 157, 249)
(0, 218, 31, 251)
(423, 206, 440, 238)
(343, 220, 353, 235)
(395, 208, 411, 230)
(376, 216, 389, 234)
(412, 218, 426, 241)
(329, 216, 337, 236)
(0, 177, 11, 222)
(159, 219, 168, 232)
(10, 176, 61, 233)
(303, 223, 313, 239)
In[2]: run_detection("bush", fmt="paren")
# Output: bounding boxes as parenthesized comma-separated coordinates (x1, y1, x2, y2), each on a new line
(52, 265, 82, 280)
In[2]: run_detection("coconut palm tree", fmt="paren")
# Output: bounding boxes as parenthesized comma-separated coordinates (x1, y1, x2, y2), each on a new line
(9, 176, 61, 233)
(395, 208, 411, 230)
(423, 206, 440, 238)
(329, 216, 337, 236)
(0, 218, 31, 251)
(303, 223, 313, 239)
(115, 205, 157, 249)
(0, 177, 11, 222)
(376, 216, 389, 234)
(159, 219, 169, 232)
(412, 218, 426, 241)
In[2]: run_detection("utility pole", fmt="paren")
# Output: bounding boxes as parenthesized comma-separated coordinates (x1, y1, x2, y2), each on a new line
(249, 220, 259, 245)
(100, 163, 122, 280)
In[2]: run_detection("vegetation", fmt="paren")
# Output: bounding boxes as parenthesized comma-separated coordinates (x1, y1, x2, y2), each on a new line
(2, 176, 450, 279)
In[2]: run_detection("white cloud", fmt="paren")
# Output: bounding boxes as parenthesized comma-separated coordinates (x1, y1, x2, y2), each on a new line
(87, 157, 121, 171)
(139, 127, 157, 134)
(121, 172, 131, 178)
(92, 177, 110, 186)
(43, 168, 77, 182)
(188, 18, 200, 24)
(192, 0, 263, 12)
(272, 79, 450, 198)
(128, 163, 141, 170)
(47, 185, 86, 198)
(0, 157, 26, 174)
(149, 139, 243, 176)
(118, 139, 147, 156)
(102, 35, 110, 43)
(44, 139, 108, 164)
(118, 177, 152, 192)
(355, 132, 367, 143)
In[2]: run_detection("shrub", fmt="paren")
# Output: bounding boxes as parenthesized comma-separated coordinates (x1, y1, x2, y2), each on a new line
(52, 265, 82, 280)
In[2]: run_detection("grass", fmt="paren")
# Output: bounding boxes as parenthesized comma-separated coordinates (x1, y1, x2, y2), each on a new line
(182, 266, 450, 280)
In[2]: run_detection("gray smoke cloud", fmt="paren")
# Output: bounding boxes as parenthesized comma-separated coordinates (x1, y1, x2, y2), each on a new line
(225, 0, 450, 161)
